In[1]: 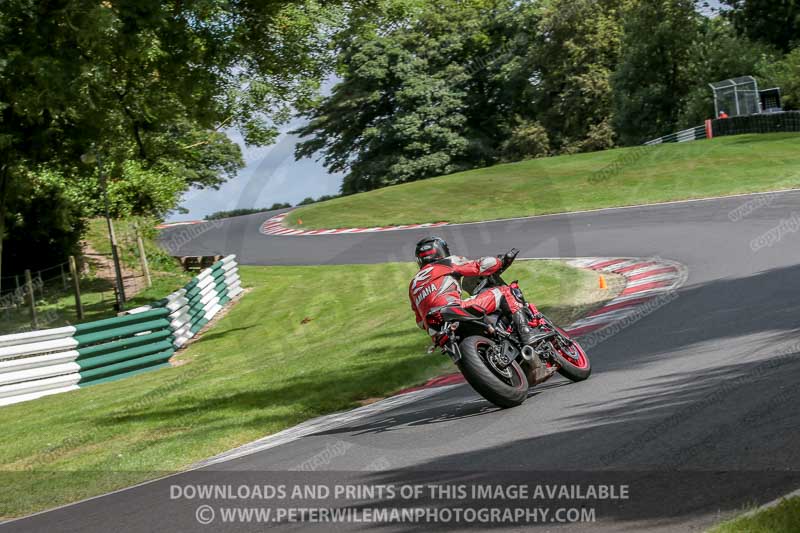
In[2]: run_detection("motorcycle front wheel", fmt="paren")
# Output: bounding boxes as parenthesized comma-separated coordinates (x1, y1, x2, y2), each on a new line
(457, 335, 529, 408)
(549, 331, 591, 382)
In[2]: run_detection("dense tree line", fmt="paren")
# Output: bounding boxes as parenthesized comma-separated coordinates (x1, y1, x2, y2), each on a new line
(204, 203, 292, 220)
(2, 0, 799, 282)
(204, 194, 341, 220)
(205, 207, 285, 221)
(0, 0, 346, 282)
(295, 0, 800, 192)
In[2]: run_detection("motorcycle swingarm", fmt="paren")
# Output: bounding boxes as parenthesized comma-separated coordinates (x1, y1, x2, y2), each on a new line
(445, 342, 462, 364)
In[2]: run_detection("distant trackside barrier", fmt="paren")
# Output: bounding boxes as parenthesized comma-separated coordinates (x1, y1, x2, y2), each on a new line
(644, 111, 800, 145)
(0, 255, 242, 407)
(644, 124, 708, 145)
(709, 110, 800, 138)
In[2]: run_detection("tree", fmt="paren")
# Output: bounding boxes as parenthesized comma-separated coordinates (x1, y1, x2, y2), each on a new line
(758, 46, 800, 110)
(499, 120, 551, 162)
(294, 1, 500, 193)
(85, 162, 189, 219)
(504, 0, 625, 152)
(611, 0, 701, 145)
(678, 17, 778, 128)
(294, 0, 631, 190)
(0, 0, 344, 284)
(315, 195, 339, 202)
(724, 0, 800, 53)
(205, 207, 285, 220)
(2, 169, 86, 275)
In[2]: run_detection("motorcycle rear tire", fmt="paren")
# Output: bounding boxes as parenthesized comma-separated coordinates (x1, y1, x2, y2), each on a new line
(457, 335, 529, 408)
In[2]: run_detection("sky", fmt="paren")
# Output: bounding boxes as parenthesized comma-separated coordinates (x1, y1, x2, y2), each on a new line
(701, 0, 724, 14)
(171, 115, 344, 222)
(171, 0, 726, 222)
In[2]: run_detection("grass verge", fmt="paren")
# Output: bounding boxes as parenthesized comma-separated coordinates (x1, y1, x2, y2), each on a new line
(286, 133, 800, 229)
(710, 496, 800, 533)
(0, 260, 610, 519)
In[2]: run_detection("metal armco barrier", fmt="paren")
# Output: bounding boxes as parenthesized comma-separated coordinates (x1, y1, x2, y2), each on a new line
(0, 255, 242, 407)
(644, 124, 708, 145)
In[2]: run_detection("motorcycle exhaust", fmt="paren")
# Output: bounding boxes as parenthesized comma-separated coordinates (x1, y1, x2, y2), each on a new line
(521, 345, 535, 362)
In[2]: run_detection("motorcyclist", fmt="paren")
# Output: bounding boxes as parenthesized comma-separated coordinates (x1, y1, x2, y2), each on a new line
(409, 236, 544, 345)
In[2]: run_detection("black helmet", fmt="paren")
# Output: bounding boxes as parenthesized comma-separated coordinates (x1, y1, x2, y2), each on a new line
(415, 236, 450, 267)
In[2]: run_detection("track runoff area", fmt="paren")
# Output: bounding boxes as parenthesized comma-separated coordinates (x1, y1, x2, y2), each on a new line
(7, 189, 800, 533)
(160, 190, 800, 532)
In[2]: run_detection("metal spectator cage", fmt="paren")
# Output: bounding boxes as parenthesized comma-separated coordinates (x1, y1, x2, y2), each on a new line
(709, 76, 761, 118)
(759, 88, 782, 113)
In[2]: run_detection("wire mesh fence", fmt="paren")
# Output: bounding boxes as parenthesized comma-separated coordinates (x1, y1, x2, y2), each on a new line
(0, 250, 154, 336)
(710, 76, 761, 117)
(0, 261, 79, 334)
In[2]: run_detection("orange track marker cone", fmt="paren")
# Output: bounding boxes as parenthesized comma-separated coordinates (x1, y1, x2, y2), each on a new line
(298, 218, 303, 225)
(599, 275, 608, 290)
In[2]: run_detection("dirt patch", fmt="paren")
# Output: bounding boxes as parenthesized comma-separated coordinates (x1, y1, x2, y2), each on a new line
(81, 240, 148, 301)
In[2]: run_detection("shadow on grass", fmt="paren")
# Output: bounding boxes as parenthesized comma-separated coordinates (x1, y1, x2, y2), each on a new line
(92, 353, 447, 431)
(194, 325, 257, 343)
(79, 276, 116, 293)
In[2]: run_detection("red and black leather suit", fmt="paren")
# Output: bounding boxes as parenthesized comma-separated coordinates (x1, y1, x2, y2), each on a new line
(409, 255, 525, 336)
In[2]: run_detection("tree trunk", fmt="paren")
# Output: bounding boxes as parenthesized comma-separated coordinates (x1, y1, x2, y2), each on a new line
(0, 163, 8, 296)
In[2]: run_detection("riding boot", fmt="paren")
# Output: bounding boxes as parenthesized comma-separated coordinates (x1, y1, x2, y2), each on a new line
(512, 309, 538, 345)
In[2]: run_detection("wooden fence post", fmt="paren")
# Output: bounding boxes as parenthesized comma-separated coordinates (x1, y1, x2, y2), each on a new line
(36, 272, 44, 299)
(68, 256, 84, 320)
(136, 234, 152, 288)
(24, 269, 38, 329)
(61, 263, 68, 290)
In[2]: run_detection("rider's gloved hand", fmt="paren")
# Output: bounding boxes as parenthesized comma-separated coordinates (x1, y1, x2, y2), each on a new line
(501, 248, 520, 268)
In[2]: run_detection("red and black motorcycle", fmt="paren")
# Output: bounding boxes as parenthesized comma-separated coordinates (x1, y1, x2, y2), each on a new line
(426, 255, 591, 408)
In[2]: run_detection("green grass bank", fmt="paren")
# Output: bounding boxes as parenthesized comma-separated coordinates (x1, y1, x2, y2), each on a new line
(0, 260, 610, 519)
(287, 133, 800, 230)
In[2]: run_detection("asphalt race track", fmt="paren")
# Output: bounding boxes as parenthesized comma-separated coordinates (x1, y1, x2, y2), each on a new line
(5, 191, 800, 532)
